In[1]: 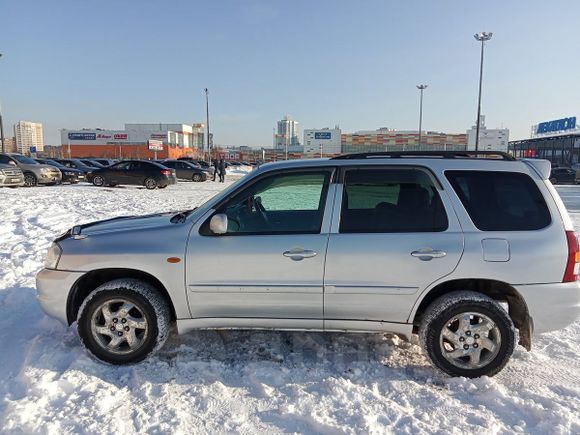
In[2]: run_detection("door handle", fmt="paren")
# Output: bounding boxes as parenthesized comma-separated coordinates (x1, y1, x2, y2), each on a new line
(411, 249, 447, 261)
(283, 249, 317, 261)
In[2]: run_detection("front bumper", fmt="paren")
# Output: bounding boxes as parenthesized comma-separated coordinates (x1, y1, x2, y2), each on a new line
(0, 175, 25, 186)
(515, 281, 580, 334)
(38, 172, 62, 184)
(36, 268, 85, 325)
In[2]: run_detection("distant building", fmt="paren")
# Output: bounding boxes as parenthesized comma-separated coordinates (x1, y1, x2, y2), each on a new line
(59, 122, 205, 159)
(2, 136, 17, 153)
(14, 120, 44, 154)
(304, 127, 341, 157)
(274, 115, 301, 151)
(341, 128, 466, 153)
(509, 115, 580, 166)
(466, 116, 509, 152)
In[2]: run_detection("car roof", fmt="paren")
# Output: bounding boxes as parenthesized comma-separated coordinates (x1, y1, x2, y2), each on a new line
(254, 153, 539, 178)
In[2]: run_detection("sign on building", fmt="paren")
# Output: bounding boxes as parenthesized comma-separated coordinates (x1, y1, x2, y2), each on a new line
(147, 140, 163, 151)
(536, 117, 577, 135)
(68, 132, 96, 140)
(314, 132, 332, 140)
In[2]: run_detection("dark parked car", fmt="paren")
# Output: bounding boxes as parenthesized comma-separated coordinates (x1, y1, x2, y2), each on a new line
(91, 160, 177, 189)
(549, 167, 577, 185)
(55, 159, 97, 181)
(158, 160, 208, 182)
(80, 159, 106, 169)
(91, 158, 115, 167)
(35, 158, 85, 183)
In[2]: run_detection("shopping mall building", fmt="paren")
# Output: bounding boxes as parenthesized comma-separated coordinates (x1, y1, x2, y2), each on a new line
(509, 116, 579, 166)
(58, 123, 205, 160)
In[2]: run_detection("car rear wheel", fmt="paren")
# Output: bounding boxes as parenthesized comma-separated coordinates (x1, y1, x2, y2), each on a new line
(77, 279, 172, 364)
(24, 173, 37, 187)
(144, 178, 157, 189)
(93, 175, 105, 187)
(192, 173, 203, 182)
(419, 291, 515, 378)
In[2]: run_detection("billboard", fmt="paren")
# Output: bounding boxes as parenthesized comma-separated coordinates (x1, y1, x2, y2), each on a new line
(314, 132, 332, 140)
(68, 132, 96, 140)
(536, 117, 576, 135)
(147, 140, 163, 151)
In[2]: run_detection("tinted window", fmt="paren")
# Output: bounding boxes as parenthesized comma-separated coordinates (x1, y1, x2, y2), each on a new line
(446, 171, 551, 231)
(210, 171, 331, 235)
(340, 168, 448, 233)
(12, 155, 38, 164)
(113, 162, 131, 170)
(0, 155, 13, 164)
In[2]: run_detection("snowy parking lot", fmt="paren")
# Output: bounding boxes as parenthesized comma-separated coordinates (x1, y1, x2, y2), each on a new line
(0, 182, 579, 434)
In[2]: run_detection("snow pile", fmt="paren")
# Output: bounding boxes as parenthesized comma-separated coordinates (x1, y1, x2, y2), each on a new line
(0, 183, 579, 433)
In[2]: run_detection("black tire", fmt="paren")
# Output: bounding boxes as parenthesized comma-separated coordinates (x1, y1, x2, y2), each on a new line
(192, 173, 203, 182)
(77, 279, 172, 364)
(419, 291, 515, 378)
(24, 173, 37, 187)
(93, 175, 105, 187)
(144, 177, 157, 190)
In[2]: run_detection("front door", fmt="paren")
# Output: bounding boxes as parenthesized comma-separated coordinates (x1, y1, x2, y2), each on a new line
(186, 169, 335, 328)
(107, 161, 131, 184)
(324, 167, 464, 327)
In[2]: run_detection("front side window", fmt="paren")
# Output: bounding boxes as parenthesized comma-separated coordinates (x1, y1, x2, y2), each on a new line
(113, 162, 131, 170)
(446, 170, 551, 231)
(207, 171, 331, 235)
(340, 168, 448, 233)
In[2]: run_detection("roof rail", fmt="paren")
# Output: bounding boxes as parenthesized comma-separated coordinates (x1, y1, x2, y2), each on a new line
(331, 151, 517, 161)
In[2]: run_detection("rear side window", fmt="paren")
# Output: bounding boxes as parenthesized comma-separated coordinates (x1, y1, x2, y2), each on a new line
(340, 168, 448, 233)
(446, 170, 551, 231)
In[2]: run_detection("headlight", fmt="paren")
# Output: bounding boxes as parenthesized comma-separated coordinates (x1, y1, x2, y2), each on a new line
(44, 242, 62, 269)
(65, 171, 74, 176)
(40, 167, 51, 174)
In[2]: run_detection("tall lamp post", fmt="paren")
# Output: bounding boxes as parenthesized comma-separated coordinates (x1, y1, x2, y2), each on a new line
(0, 53, 5, 153)
(204, 88, 210, 162)
(474, 32, 492, 152)
(416, 84, 428, 149)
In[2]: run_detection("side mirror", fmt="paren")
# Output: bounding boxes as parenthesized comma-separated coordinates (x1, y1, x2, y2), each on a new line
(209, 213, 228, 235)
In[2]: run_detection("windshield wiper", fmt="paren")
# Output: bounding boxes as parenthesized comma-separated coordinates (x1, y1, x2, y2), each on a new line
(170, 207, 198, 223)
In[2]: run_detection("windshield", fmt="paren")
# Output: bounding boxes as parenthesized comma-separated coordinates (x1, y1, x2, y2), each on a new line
(12, 155, 38, 164)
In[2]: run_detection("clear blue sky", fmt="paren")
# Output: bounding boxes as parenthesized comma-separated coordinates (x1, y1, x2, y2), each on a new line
(2, 0, 579, 147)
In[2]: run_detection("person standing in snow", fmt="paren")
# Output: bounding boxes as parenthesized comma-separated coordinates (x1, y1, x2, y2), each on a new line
(219, 158, 226, 183)
(212, 159, 219, 182)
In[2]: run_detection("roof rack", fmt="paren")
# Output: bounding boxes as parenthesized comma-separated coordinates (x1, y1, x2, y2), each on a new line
(331, 151, 516, 161)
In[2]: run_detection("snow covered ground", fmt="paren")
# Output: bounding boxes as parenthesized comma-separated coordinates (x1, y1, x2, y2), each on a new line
(0, 181, 579, 434)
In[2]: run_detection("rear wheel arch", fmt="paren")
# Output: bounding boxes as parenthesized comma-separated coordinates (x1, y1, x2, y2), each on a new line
(67, 268, 177, 325)
(411, 278, 532, 350)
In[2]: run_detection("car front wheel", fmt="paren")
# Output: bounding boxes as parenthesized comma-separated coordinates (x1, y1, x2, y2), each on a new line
(77, 279, 172, 364)
(93, 175, 105, 187)
(419, 291, 515, 378)
(192, 173, 203, 182)
(24, 173, 37, 187)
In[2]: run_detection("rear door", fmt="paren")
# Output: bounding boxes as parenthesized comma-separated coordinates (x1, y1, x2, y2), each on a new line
(324, 166, 464, 326)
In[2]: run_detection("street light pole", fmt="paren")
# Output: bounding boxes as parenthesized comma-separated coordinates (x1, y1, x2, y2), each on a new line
(416, 84, 427, 149)
(474, 32, 492, 152)
(204, 88, 210, 162)
(0, 53, 5, 153)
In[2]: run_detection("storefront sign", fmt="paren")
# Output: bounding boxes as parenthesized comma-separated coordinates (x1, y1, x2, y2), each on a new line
(536, 117, 576, 135)
(68, 132, 96, 140)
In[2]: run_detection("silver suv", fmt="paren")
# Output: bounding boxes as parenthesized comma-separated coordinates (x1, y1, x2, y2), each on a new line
(0, 163, 25, 187)
(0, 153, 62, 186)
(36, 151, 580, 377)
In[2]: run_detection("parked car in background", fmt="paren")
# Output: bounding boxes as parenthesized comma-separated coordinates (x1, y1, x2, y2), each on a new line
(549, 167, 577, 184)
(35, 158, 84, 184)
(91, 158, 115, 167)
(0, 153, 62, 186)
(91, 160, 177, 189)
(80, 159, 106, 169)
(35, 151, 580, 377)
(55, 159, 97, 182)
(0, 163, 25, 187)
(158, 160, 207, 182)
